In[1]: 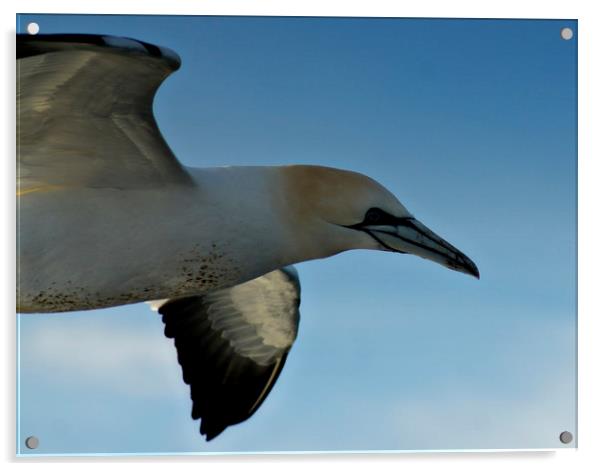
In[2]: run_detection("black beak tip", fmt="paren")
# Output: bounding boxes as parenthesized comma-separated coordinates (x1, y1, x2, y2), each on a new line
(451, 256, 480, 279)
(466, 260, 480, 279)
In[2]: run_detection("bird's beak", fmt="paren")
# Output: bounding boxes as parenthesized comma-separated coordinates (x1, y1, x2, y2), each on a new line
(362, 218, 480, 278)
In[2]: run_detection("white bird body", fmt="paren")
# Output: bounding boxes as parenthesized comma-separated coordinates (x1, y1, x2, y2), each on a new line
(19, 166, 301, 312)
(19, 163, 397, 313)
(17, 33, 479, 440)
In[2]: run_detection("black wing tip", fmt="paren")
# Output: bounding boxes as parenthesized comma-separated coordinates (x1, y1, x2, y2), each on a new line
(16, 33, 181, 70)
(201, 421, 228, 442)
(191, 353, 290, 442)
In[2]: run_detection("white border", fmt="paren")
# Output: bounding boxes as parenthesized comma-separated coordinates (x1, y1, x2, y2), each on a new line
(2, 0, 592, 19)
(3, 1, 600, 470)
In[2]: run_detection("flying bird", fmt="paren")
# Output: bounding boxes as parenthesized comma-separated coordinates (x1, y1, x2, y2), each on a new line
(16, 34, 479, 441)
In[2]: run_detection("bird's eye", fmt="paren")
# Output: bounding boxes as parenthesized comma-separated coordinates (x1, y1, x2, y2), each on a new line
(364, 208, 386, 224)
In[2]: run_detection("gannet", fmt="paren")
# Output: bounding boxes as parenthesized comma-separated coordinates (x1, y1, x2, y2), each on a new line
(16, 34, 479, 441)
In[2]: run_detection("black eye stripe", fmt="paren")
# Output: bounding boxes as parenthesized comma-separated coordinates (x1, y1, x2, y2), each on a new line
(363, 208, 404, 226)
(343, 208, 413, 230)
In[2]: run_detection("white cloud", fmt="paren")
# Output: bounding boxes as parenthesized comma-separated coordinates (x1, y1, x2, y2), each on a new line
(385, 318, 577, 451)
(18, 309, 186, 399)
(389, 384, 575, 450)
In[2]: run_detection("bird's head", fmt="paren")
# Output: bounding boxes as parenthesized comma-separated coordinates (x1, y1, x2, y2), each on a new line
(279, 165, 479, 278)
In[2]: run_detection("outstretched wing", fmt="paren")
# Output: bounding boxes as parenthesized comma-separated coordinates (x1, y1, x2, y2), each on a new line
(17, 34, 194, 192)
(156, 267, 301, 441)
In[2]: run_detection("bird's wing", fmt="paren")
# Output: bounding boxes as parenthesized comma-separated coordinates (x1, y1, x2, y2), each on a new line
(17, 34, 194, 192)
(155, 266, 301, 441)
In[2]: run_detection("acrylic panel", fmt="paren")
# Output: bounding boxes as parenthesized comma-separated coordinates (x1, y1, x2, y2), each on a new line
(16, 14, 577, 455)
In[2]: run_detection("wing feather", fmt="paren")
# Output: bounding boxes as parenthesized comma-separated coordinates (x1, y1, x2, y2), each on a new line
(157, 267, 301, 441)
(17, 34, 194, 191)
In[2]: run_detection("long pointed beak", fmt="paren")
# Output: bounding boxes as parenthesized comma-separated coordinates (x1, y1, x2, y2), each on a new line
(364, 218, 480, 278)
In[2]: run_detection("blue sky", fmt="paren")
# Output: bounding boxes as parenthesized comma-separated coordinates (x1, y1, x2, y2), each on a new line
(16, 15, 577, 455)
